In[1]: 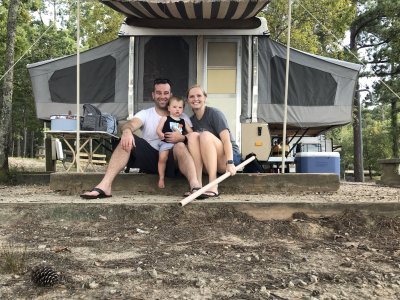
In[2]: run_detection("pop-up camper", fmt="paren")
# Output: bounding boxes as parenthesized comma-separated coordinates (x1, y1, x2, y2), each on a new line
(27, 0, 361, 161)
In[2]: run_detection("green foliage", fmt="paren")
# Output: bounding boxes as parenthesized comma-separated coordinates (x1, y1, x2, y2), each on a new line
(328, 125, 354, 172)
(328, 105, 392, 173)
(350, 0, 400, 158)
(261, 0, 356, 56)
(80, 1, 124, 48)
(362, 111, 392, 170)
(1, 0, 123, 159)
(45, 0, 123, 48)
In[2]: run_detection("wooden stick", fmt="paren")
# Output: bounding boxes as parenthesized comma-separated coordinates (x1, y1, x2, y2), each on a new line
(180, 156, 256, 207)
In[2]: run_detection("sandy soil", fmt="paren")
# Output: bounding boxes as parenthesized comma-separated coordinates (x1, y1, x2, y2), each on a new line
(0, 158, 399, 299)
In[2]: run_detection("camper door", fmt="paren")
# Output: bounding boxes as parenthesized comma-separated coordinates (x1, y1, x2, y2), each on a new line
(203, 38, 241, 146)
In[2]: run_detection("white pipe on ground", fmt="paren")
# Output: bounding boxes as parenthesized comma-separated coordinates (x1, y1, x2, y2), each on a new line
(180, 156, 256, 207)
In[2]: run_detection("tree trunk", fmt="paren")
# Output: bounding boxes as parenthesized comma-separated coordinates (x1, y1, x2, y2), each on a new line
(0, 0, 20, 177)
(352, 89, 364, 182)
(23, 128, 27, 157)
(391, 98, 399, 157)
(31, 131, 35, 158)
(349, 9, 364, 182)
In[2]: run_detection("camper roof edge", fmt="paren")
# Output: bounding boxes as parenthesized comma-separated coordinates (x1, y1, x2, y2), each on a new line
(118, 17, 269, 36)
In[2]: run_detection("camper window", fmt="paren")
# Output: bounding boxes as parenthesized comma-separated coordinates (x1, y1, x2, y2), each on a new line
(142, 37, 190, 102)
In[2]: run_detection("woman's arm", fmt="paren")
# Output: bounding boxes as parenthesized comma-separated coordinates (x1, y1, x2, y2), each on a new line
(185, 121, 193, 134)
(219, 129, 236, 175)
(156, 116, 167, 139)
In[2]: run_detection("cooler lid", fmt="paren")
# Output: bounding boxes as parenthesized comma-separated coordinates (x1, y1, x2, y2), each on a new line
(295, 152, 340, 158)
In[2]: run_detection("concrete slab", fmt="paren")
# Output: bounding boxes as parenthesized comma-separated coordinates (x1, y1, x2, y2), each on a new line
(49, 172, 340, 195)
(14, 172, 51, 185)
(377, 158, 400, 187)
(1, 182, 400, 218)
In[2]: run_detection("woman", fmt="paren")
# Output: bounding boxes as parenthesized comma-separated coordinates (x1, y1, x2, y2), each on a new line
(186, 85, 241, 197)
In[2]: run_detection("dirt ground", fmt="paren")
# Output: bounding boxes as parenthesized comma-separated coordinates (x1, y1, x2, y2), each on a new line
(0, 158, 400, 300)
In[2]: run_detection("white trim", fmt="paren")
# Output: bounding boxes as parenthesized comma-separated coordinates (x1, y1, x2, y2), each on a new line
(251, 36, 258, 122)
(246, 36, 252, 122)
(119, 17, 269, 36)
(128, 36, 135, 119)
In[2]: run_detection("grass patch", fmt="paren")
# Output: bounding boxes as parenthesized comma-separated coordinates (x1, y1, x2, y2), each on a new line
(0, 243, 28, 274)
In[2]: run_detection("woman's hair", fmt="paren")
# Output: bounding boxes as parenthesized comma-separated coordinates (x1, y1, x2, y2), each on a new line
(186, 84, 207, 98)
(168, 96, 185, 108)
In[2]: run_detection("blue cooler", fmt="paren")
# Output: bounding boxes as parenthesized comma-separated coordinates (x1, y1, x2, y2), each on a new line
(295, 152, 340, 175)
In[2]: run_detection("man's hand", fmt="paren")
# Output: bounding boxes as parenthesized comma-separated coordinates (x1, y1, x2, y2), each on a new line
(120, 129, 135, 152)
(164, 131, 185, 144)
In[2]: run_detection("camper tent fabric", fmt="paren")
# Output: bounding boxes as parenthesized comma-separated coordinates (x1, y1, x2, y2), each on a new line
(240, 37, 362, 130)
(100, 0, 271, 20)
(134, 36, 197, 113)
(27, 38, 130, 121)
(27, 35, 361, 133)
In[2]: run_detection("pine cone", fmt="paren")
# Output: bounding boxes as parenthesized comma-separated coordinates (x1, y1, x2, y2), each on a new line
(31, 265, 59, 287)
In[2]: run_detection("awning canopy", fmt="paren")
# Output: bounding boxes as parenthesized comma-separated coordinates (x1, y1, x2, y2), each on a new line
(100, 0, 271, 22)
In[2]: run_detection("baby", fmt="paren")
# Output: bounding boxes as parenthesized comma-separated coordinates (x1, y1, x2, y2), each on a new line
(156, 96, 192, 188)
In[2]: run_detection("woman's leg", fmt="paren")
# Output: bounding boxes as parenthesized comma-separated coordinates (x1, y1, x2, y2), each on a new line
(158, 150, 169, 188)
(199, 132, 226, 194)
(172, 142, 202, 191)
(187, 132, 203, 186)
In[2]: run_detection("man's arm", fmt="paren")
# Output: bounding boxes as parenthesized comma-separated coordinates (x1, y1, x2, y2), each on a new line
(164, 130, 186, 143)
(120, 117, 143, 152)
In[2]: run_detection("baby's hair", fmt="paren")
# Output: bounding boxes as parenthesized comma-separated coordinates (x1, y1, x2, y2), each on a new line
(168, 96, 185, 108)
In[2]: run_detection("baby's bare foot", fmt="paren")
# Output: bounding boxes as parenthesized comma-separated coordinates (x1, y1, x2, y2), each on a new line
(158, 179, 165, 189)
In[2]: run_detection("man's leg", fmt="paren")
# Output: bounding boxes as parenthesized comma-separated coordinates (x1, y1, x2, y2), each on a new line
(173, 142, 202, 190)
(187, 132, 203, 186)
(81, 142, 131, 197)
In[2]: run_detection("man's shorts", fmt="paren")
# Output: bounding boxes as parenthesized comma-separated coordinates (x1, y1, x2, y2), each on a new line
(126, 135, 180, 177)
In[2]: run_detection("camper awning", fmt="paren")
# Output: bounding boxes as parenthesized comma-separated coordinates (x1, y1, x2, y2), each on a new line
(100, 0, 271, 28)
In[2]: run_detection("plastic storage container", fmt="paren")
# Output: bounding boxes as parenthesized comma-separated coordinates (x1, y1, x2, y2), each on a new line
(295, 152, 340, 175)
(50, 115, 77, 131)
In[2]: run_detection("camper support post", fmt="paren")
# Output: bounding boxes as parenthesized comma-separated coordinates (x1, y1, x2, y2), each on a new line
(251, 36, 259, 123)
(76, 0, 81, 172)
(246, 36, 252, 121)
(281, 0, 292, 173)
(128, 36, 135, 119)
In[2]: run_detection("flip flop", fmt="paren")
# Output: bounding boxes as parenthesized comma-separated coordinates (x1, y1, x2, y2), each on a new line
(80, 187, 112, 199)
(202, 191, 220, 198)
(183, 187, 208, 200)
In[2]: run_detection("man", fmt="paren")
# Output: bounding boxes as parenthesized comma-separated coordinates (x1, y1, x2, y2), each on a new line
(80, 78, 201, 199)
